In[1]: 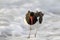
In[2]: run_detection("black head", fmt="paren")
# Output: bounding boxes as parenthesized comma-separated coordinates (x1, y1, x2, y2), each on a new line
(30, 12, 34, 16)
(27, 10, 35, 16)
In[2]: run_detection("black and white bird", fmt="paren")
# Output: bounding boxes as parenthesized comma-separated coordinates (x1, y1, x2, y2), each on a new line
(25, 10, 44, 38)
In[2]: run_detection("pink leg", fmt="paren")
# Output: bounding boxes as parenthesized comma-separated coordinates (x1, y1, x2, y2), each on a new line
(28, 25, 31, 38)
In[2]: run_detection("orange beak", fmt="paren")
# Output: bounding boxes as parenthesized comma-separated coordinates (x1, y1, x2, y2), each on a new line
(30, 16, 33, 24)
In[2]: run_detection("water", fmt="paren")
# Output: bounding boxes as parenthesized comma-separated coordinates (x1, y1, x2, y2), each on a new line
(0, 0, 60, 40)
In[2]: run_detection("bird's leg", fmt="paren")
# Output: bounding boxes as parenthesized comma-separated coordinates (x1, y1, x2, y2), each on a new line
(28, 25, 31, 38)
(35, 27, 38, 37)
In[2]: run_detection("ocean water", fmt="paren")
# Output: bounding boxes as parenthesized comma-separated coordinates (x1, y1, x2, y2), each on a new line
(0, 0, 60, 40)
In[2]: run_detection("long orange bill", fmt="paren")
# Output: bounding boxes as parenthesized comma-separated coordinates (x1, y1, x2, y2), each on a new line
(30, 16, 33, 24)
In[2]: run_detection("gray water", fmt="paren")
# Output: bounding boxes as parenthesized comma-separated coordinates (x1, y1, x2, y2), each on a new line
(0, 0, 60, 40)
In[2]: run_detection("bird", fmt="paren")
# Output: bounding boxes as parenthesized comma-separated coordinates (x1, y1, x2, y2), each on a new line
(25, 10, 44, 38)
